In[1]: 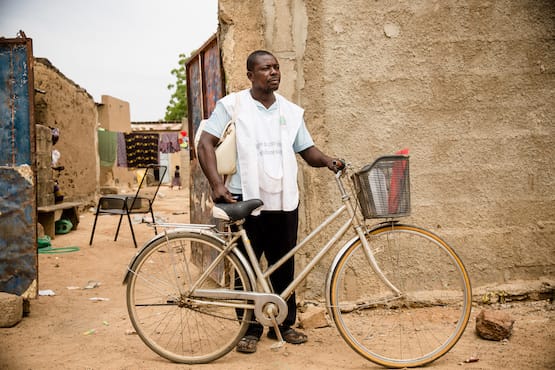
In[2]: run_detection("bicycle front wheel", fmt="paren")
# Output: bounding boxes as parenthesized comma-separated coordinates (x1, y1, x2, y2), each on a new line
(329, 224, 471, 368)
(126, 231, 252, 364)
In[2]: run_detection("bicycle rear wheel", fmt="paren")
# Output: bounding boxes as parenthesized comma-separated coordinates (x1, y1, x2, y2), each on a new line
(329, 224, 471, 368)
(126, 231, 252, 364)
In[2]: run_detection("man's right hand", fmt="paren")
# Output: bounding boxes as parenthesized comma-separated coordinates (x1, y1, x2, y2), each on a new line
(212, 182, 237, 203)
(197, 131, 236, 203)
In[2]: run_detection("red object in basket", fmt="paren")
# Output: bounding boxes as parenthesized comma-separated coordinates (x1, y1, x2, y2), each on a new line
(388, 149, 409, 213)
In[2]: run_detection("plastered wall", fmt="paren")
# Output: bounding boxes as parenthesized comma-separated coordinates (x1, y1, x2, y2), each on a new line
(97, 95, 131, 133)
(217, 0, 554, 298)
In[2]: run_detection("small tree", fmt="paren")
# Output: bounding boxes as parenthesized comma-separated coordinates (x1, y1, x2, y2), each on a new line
(164, 53, 190, 121)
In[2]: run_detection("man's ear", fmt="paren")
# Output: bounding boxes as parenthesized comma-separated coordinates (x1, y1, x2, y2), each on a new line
(247, 71, 253, 81)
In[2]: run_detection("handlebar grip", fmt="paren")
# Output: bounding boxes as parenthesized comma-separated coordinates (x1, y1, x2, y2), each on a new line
(332, 159, 346, 172)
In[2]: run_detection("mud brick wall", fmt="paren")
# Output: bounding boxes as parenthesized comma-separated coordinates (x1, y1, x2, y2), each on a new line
(34, 58, 98, 206)
(35, 124, 54, 207)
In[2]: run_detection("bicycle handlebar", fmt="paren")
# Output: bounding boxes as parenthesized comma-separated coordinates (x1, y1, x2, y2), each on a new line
(332, 159, 346, 173)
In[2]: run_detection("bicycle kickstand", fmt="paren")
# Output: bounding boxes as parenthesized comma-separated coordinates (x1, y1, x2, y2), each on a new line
(269, 309, 286, 351)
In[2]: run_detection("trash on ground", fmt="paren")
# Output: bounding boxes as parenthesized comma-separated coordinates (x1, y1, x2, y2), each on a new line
(39, 289, 56, 296)
(89, 297, 110, 302)
(83, 328, 96, 335)
(463, 357, 479, 363)
(84, 280, 101, 289)
(134, 215, 168, 224)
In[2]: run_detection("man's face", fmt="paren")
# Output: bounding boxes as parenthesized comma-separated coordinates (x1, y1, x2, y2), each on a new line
(248, 54, 280, 93)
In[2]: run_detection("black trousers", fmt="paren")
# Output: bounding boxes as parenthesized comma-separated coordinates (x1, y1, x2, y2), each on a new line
(236, 207, 299, 338)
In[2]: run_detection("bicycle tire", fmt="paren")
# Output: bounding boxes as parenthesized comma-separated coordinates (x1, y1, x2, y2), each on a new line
(328, 223, 472, 368)
(126, 231, 253, 364)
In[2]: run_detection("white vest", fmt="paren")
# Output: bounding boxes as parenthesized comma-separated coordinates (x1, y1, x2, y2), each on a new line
(220, 89, 303, 212)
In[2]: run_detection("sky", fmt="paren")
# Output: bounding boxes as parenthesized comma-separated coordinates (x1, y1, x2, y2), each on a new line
(0, 0, 218, 121)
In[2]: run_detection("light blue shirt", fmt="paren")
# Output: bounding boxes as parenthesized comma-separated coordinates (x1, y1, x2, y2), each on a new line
(204, 94, 314, 194)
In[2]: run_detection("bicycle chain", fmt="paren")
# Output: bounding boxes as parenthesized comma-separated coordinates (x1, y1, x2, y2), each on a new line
(173, 297, 259, 325)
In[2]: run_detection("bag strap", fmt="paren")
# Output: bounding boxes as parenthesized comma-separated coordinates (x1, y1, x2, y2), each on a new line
(218, 93, 240, 145)
(232, 93, 240, 122)
(221, 93, 240, 185)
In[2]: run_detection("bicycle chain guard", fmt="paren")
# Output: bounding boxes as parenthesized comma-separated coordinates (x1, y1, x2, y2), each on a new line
(193, 289, 288, 326)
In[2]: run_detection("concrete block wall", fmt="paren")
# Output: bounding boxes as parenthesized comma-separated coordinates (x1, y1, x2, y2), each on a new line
(301, 1, 555, 294)
(217, 0, 555, 298)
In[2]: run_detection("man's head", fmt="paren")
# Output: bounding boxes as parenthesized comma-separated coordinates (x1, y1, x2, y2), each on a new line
(246, 50, 280, 93)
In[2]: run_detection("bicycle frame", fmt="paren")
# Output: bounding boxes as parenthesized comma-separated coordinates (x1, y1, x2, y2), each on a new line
(125, 167, 401, 325)
(246, 168, 401, 304)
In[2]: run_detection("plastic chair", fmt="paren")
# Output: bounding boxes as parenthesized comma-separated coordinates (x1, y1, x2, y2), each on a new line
(89, 164, 167, 248)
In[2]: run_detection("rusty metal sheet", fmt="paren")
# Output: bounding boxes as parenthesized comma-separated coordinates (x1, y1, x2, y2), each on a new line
(186, 34, 225, 225)
(185, 35, 225, 279)
(0, 166, 36, 295)
(187, 56, 202, 144)
(0, 35, 37, 296)
(0, 39, 33, 166)
(202, 38, 224, 121)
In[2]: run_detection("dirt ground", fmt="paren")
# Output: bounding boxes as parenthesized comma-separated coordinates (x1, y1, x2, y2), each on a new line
(1, 186, 554, 370)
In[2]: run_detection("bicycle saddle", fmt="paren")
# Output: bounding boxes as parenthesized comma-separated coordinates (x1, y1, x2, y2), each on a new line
(212, 199, 264, 221)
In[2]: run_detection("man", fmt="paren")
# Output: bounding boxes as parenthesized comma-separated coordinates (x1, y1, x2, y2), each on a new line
(197, 50, 340, 354)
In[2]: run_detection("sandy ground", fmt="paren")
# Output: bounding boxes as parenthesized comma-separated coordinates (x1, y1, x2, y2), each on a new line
(1, 186, 554, 370)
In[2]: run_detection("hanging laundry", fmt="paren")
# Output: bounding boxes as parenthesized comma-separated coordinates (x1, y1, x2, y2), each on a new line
(124, 133, 159, 168)
(97, 129, 117, 167)
(159, 132, 180, 153)
(116, 132, 127, 167)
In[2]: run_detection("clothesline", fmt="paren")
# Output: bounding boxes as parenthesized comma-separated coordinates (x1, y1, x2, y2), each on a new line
(97, 130, 181, 168)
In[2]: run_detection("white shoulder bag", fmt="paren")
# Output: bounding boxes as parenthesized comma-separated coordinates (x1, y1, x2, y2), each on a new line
(194, 94, 239, 176)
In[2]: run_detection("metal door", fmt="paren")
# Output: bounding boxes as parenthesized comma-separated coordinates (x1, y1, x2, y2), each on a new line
(0, 33, 37, 296)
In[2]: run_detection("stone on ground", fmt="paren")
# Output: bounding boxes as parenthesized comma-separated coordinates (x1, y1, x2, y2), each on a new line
(298, 305, 329, 329)
(476, 308, 515, 341)
(0, 292, 23, 327)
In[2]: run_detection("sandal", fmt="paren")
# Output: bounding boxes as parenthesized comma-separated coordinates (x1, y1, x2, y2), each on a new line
(267, 328, 308, 344)
(236, 335, 259, 353)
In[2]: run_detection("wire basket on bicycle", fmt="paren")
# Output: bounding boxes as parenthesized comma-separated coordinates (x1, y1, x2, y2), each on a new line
(352, 155, 410, 219)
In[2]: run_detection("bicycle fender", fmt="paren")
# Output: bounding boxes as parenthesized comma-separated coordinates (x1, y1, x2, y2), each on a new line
(122, 229, 256, 288)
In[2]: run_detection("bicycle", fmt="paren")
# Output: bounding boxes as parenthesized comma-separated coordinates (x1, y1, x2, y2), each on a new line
(123, 155, 472, 368)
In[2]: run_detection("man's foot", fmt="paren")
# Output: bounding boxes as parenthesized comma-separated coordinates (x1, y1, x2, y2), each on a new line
(267, 328, 308, 344)
(236, 335, 259, 353)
